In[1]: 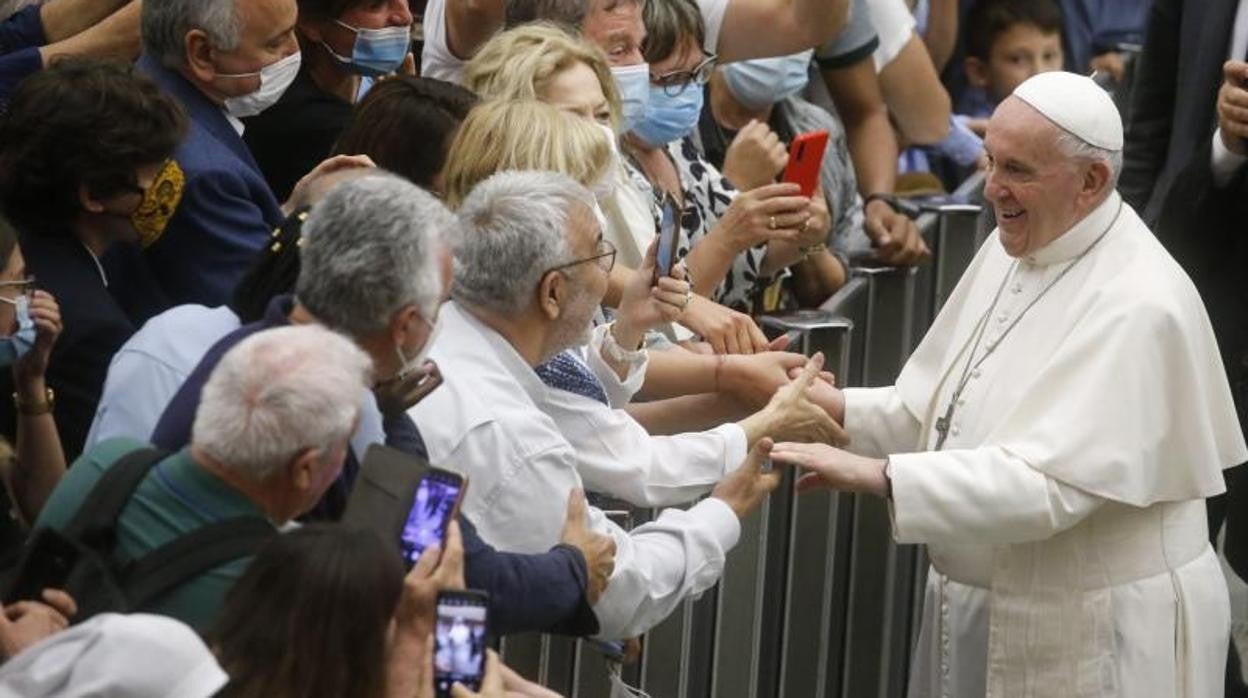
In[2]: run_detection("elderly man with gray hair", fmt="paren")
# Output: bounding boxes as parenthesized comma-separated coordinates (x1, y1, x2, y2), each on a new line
(34, 324, 371, 631)
(411, 169, 830, 639)
(124, 0, 371, 315)
(148, 172, 613, 638)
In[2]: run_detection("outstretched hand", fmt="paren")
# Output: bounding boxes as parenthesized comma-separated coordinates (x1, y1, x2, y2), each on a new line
(769, 442, 888, 497)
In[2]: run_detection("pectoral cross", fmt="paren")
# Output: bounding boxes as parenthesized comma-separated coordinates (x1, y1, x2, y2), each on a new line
(934, 399, 957, 451)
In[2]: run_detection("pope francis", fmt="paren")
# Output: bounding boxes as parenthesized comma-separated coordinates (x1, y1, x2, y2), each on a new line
(770, 72, 1248, 698)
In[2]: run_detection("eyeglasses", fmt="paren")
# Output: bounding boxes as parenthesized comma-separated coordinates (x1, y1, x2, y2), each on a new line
(652, 54, 718, 96)
(545, 239, 617, 276)
(0, 277, 35, 302)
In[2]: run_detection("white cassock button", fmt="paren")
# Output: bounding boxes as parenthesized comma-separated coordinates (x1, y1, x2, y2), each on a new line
(956, 396, 966, 406)
(997, 311, 1008, 323)
(950, 425, 961, 437)
(971, 368, 982, 379)
(1011, 283, 1022, 294)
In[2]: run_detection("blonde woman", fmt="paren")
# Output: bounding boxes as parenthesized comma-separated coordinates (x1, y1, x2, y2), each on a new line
(464, 23, 772, 354)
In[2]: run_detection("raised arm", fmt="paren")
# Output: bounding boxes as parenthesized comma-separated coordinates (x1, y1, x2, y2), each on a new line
(714, 0, 849, 63)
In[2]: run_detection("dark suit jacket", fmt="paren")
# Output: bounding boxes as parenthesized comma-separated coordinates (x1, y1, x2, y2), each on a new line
(1129, 0, 1248, 581)
(130, 55, 284, 313)
(1120, 0, 1237, 223)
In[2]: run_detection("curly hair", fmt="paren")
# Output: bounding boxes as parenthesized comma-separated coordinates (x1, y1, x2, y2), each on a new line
(0, 58, 187, 235)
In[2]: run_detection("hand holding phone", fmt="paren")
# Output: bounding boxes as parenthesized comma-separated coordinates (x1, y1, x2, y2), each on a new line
(654, 192, 681, 282)
(434, 590, 490, 697)
(400, 468, 466, 569)
(781, 130, 829, 198)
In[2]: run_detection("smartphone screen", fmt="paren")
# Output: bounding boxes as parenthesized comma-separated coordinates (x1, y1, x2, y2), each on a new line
(399, 469, 462, 567)
(434, 591, 490, 696)
(655, 194, 680, 279)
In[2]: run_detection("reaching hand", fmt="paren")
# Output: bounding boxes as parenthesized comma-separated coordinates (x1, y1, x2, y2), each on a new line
(559, 489, 616, 605)
(864, 199, 929, 267)
(678, 294, 769, 355)
(770, 442, 888, 497)
(0, 588, 75, 659)
(285, 154, 377, 212)
(722, 119, 789, 191)
(394, 520, 467, 641)
(614, 241, 692, 349)
(786, 365, 844, 424)
(754, 353, 847, 446)
(711, 438, 785, 518)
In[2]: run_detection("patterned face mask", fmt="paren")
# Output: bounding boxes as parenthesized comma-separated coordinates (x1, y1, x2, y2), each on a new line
(129, 159, 186, 248)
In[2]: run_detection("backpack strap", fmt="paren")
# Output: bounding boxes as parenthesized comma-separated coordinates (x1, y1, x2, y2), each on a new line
(63, 448, 168, 544)
(122, 516, 277, 610)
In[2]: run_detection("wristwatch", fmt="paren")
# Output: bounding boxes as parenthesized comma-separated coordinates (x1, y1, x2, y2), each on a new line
(13, 387, 54, 416)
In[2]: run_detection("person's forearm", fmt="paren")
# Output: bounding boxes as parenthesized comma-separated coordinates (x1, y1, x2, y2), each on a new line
(8, 377, 66, 526)
(682, 230, 739, 297)
(38, 0, 139, 66)
(878, 36, 951, 146)
(444, 0, 505, 61)
(823, 63, 901, 196)
(624, 393, 746, 435)
(39, 0, 131, 43)
(791, 250, 846, 307)
(717, 0, 848, 62)
(637, 347, 717, 400)
(760, 239, 803, 276)
(889, 446, 1103, 546)
(921, 0, 958, 73)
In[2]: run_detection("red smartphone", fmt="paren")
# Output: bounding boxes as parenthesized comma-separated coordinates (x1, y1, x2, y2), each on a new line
(781, 130, 829, 198)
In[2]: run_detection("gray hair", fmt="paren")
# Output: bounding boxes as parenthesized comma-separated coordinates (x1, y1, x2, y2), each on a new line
(192, 325, 373, 481)
(1053, 129, 1123, 191)
(452, 170, 596, 315)
(142, 0, 242, 69)
(297, 172, 450, 337)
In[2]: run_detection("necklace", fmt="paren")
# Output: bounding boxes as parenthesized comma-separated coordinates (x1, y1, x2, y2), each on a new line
(932, 201, 1124, 451)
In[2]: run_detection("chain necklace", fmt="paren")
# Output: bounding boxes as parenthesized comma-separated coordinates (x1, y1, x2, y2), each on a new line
(932, 201, 1124, 451)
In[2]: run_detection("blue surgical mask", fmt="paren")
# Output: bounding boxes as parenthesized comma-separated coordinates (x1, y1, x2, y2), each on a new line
(631, 84, 704, 148)
(323, 20, 410, 77)
(0, 295, 36, 367)
(611, 63, 650, 133)
(721, 50, 814, 111)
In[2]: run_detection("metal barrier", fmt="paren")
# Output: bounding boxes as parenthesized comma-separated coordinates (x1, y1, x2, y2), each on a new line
(502, 177, 989, 697)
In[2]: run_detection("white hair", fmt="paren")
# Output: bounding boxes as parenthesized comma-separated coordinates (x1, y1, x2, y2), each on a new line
(452, 170, 597, 315)
(142, 0, 242, 69)
(191, 325, 373, 481)
(297, 173, 450, 337)
(1053, 129, 1123, 191)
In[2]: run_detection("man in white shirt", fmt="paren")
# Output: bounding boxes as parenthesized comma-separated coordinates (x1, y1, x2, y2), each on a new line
(771, 72, 1248, 697)
(411, 169, 831, 639)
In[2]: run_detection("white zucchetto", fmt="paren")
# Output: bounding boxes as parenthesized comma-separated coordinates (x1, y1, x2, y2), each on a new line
(1012, 71, 1124, 151)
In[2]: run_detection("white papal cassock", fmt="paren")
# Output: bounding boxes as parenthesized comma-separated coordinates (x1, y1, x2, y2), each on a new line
(844, 190, 1248, 698)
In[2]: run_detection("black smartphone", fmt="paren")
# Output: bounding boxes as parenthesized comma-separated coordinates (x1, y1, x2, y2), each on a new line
(4, 528, 79, 604)
(655, 192, 680, 281)
(434, 589, 490, 697)
(399, 467, 466, 569)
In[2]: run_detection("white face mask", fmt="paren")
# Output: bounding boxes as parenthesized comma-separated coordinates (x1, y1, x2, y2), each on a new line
(219, 51, 303, 118)
(396, 310, 443, 379)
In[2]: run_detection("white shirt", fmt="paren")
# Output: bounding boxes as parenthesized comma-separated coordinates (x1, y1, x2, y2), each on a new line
(85, 305, 241, 448)
(533, 365, 748, 508)
(1210, 0, 1248, 185)
(419, 0, 466, 84)
(845, 193, 1244, 697)
(409, 302, 741, 639)
(866, 0, 916, 71)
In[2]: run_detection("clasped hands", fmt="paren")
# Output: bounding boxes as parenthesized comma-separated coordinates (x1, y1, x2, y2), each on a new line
(759, 362, 890, 499)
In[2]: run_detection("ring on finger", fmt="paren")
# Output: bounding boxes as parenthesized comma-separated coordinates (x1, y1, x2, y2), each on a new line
(768, 215, 777, 230)
(801, 218, 811, 232)
(681, 290, 692, 309)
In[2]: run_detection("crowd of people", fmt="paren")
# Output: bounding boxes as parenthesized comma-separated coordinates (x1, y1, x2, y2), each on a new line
(0, 0, 1245, 696)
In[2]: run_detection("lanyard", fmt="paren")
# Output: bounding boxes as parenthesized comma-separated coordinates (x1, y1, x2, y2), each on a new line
(933, 201, 1124, 451)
